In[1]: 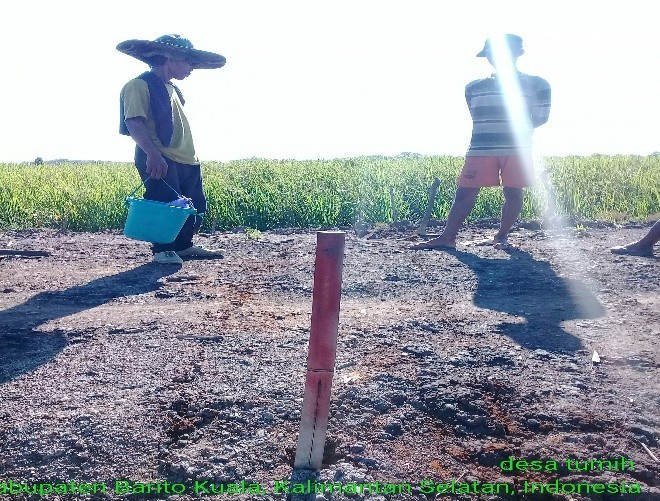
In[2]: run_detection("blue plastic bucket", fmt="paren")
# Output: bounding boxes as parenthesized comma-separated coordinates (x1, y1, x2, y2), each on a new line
(124, 197, 197, 244)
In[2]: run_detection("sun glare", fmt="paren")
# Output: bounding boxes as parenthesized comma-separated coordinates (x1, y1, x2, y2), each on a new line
(487, 34, 533, 157)
(488, 33, 606, 325)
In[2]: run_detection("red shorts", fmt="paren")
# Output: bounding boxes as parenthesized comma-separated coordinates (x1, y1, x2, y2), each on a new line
(457, 155, 534, 188)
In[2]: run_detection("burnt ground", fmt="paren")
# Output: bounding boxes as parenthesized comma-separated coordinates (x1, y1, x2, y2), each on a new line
(0, 222, 658, 501)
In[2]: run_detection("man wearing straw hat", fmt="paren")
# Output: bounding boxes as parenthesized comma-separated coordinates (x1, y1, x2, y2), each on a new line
(412, 34, 551, 251)
(118, 34, 226, 264)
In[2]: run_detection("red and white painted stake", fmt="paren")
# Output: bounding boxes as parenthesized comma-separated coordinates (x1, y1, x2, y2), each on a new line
(294, 231, 345, 470)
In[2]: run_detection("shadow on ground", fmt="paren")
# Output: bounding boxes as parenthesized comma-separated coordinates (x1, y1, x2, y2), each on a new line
(0, 263, 179, 384)
(450, 248, 605, 352)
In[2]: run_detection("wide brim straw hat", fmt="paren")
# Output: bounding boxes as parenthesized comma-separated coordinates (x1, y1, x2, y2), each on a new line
(116, 34, 226, 69)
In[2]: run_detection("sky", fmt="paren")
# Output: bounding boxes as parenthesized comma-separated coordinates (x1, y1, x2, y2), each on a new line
(3, 0, 659, 163)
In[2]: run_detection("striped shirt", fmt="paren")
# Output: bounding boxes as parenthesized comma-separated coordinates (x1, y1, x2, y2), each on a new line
(465, 73, 551, 156)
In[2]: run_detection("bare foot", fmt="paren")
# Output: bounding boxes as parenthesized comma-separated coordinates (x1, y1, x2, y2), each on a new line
(470, 236, 512, 248)
(493, 237, 514, 249)
(610, 244, 653, 257)
(410, 237, 456, 250)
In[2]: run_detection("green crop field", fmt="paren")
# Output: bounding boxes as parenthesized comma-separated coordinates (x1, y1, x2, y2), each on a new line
(0, 155, 658, 232)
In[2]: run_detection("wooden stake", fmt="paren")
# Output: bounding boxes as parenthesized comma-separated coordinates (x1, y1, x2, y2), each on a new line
(418, 178, 441, 236)
(294, 231, 345, 470)
(640, 442, 659, 462)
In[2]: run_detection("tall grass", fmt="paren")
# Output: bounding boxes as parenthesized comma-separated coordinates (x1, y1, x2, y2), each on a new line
(0, 155, 657, 232)
(543, 155, 659, 220)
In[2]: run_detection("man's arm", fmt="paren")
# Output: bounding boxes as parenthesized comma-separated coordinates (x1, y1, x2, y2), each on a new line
(124, 117, 169, 179)
(531, 79, 551, 128)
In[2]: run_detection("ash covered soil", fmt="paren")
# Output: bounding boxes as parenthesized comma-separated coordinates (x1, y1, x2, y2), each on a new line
(0, 223, 658, 501)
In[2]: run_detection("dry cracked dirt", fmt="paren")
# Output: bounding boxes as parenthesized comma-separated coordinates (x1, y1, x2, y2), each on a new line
(0, 222, 658, 501)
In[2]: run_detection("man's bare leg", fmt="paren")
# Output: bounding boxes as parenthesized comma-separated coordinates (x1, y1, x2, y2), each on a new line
(611, 220, 660, 256)
(411, 187, 480, 249)
(492, 186, 524, 245)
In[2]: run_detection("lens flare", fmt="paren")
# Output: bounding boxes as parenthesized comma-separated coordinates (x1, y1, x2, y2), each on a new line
(486, 34, 605, 329)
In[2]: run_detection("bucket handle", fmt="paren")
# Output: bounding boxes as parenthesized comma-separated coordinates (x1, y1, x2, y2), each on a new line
(126, 178, 198, 224)
(127, 178, 184, 201)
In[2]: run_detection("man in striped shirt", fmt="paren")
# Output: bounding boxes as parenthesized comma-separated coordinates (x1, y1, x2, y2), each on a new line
(414, 34, 551, 250)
